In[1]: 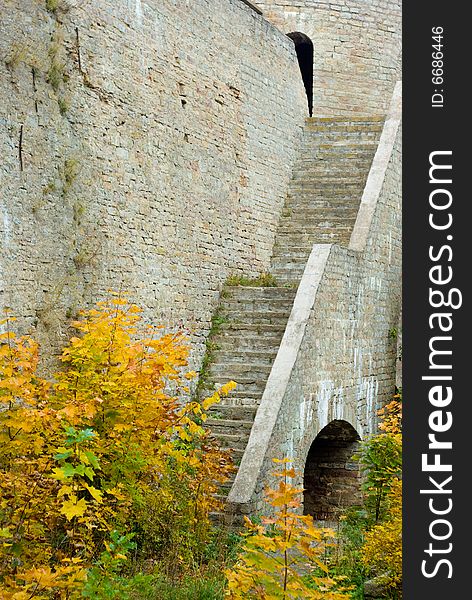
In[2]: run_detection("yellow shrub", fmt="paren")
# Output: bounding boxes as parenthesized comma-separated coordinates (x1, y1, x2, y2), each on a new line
(0, 297, 234, 597)
(225, 459, 349, 600)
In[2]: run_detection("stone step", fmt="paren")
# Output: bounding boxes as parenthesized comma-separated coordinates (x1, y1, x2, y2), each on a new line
(270, 245, 311, 258)
(276, 224, 355, 238)
(208, 404, 258, 421)
(206, 418, 254, 436)
(286, 189, 365, 199)
(283, 203, 359, 214)
(289, 179, 366, 191)
(270, 270, 305, 284)
(209, 374, 267, 393)
(279, 208, 359, 221)
(286, 191, 363, 202)
(301, 144, 378, 156)
(297, 163, 373, 173)
(223, 286, 296, 299)
(211, 432, 251, 451)
(271, 259, 307, 273)
(298, 151, 375, 160)
(289, 178, 367, 187)
(278, 212, 358, 224)
(216, 390, 263, 403)
(215, 331, 286, 349)
(302, 136, 380, 148)
(291, 163, 373, 177)
(285, 197, 361, 208)
(273, 230, 351, 246)
(221, 308, 291, 324)
(306, 115, 384, 125)
(304, 126, 383, 137)
(213, 349, 278, 366)
(218, 322, 288, 335)
(293, 158, 373, 168)
(303, 126, 382, 135)
(271, 249, 309, 260)
(222, 296, 294, 312)
(209, 362, 273, 380)
(304, 128, 383, 136)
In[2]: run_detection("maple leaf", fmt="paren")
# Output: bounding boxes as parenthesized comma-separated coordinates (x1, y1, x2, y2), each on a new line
(60, 497, 88, 520)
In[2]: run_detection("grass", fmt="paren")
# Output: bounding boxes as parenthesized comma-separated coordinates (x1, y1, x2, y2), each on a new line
(58, 96, 69, 115)
(225, 272, 278, 287)
(61, 157, 80, 195)
(47, 53, 65, 92)
(47, 33, 67, 93)
(195, 310, 228, 398)
(127, 527, 242, 600)
(133, 575, 225, 600)
(5, 43, 27, 71)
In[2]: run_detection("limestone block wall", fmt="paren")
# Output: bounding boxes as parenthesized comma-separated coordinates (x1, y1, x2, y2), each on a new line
(253, 0, 401, 116)
(228, 83, 402, 514)
(0, 0, 306, 366)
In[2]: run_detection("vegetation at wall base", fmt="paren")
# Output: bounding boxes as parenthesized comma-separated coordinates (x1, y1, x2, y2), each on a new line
(328, 394, 403, 599)
(0, 296, 236, 598)
(0, 295, 402, 598)
(225, 459, 350, 599)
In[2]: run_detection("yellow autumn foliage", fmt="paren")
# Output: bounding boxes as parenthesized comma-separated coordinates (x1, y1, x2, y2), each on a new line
(225, 459, 350, 600)
(361, 478, 402, 593)
(0, 297, 235, 597)
(360, 394, 402, 595)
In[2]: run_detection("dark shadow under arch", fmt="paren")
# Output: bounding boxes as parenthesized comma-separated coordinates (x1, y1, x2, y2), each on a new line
(287, 32, 314, 117)
(303, 420, 361, 520)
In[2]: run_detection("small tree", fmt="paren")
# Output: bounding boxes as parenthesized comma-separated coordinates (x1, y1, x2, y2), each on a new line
(361, 478, 402, 596)
(358, 395, 402, 523)
(225, 459, 349, 599)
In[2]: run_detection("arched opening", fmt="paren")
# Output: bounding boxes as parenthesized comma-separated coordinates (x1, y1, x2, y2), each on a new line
(287, 32, 314, 117)
(303, 420, 361, 520)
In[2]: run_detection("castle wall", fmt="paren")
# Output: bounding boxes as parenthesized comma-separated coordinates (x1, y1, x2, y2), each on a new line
(0, 0, 306, 366)
(253, 0, 401, 116)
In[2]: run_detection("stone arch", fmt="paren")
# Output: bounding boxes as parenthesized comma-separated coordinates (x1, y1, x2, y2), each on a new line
(287, 32, 314, 116)
(303, 419, 362, 520)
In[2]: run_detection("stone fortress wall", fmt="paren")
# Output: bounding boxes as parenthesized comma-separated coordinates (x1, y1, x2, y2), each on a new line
(1, 0, 402, 515)
(253, 0, 402, 116)
(0, 0, 306, 365)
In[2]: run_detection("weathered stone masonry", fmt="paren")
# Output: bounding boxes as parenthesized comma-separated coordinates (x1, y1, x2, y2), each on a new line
(0, 0, 306, 366)
(1, 1, 401, 517)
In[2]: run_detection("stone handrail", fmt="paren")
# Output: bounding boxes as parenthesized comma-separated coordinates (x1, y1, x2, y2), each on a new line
(349, 81, 402, 251)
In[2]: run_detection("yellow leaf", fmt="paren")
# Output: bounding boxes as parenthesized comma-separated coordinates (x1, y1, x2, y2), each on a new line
(178, 429, 191, 442)
(60, 497, 87, 520)
(220, 380, 237, 395)
(58, 485, 73, 498)
(84, 483, 103, 503)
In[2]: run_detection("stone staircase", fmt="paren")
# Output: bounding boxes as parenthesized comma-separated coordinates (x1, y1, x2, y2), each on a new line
(271, 116, 383, 283)
(204, 286, 296, 507)
(202, 116, 383, 515)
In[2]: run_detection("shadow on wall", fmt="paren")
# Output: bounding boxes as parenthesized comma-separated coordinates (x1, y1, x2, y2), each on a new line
(287, 32, 313, 117)
(303, 419, 361, 520)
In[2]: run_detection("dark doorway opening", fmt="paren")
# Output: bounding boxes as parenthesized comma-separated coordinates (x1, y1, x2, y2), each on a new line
(303, 420, 361, 520)
(287, 32, 314, 117)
